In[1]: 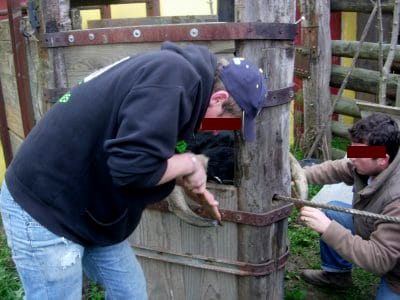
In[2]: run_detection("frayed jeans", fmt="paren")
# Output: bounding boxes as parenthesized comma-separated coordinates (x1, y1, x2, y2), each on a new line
(322, 200, 400, 300)
(0, 181, 148, 300)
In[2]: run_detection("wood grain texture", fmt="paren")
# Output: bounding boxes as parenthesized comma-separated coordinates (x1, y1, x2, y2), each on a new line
(235, 0, 294, 298)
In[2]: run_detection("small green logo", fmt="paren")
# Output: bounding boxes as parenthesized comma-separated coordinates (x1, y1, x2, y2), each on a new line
(59, 92, 71, 103)
(175, 140, 188, 153)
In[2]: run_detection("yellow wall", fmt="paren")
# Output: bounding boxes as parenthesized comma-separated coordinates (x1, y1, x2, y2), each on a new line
(340, 12, 357, 125)
(80, 1, 217, 29)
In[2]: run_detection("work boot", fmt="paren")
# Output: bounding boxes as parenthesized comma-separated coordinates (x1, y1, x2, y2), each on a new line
(301, 269, 353, 290)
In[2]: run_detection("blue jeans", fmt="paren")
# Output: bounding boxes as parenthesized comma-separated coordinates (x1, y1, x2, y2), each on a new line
(322, 200, 400, 300)
(0, 181, 148, 300)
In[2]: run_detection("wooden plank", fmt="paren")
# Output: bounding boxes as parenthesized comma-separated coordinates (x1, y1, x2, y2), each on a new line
(235, 0, 294, 298)
(0, 19, 10, 40)
(88, 15, 218, 28)
(62, 41, 235, 86)
(1, 73, 24, 138)
(356, 101, 400, 126)
(130, 183, 238, 299)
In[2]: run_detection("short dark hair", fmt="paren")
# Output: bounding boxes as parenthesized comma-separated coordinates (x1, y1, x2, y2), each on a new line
(213, 58, 242, 118)
(348, 113, 400, 163)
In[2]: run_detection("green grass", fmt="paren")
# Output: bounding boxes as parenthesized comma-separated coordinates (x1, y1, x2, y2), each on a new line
(0, 224, 23, 300)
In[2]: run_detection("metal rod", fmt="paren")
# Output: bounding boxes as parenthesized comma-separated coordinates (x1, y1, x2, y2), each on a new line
(274, 194, 400, 224)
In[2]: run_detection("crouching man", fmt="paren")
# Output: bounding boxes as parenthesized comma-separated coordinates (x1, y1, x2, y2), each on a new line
(300, 113, 400, 299)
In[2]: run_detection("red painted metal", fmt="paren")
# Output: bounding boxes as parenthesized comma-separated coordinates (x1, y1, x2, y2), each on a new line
(0, 78, 12, 166)
(133, 244, 289, 276)
(41, 22, 297, 48)
(148, 200, 293, 227)
(7, 0, 35, 136)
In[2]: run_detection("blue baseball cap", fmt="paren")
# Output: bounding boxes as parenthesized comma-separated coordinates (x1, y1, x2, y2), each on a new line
(220, 57, 268, 142)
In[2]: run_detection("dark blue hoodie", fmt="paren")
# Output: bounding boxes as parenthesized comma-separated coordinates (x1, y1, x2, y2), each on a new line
(5, 42, 217, 246)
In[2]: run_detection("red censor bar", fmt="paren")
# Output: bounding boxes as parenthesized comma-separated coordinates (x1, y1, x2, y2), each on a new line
(200, 118, 242, 131)
(347, 146, 386, 158)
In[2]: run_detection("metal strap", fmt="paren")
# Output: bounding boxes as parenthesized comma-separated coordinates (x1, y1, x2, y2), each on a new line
(147, 201, 293, 226)
(133, 244, 289, 276)
(41, 22, 297, 48)
(263, 86, 294, 108)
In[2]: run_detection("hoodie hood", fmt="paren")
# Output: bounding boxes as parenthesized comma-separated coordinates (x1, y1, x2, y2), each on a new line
(160, 41, 217, 132)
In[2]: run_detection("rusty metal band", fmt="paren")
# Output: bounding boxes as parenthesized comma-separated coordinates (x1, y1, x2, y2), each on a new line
(263, 86, 294, 108)
(7, 0, 35, 136)
(0, 77, 13, 166)
(41, 22, 297, 48)
(147, 201, 293, 226)
(133, 244, 289, 276)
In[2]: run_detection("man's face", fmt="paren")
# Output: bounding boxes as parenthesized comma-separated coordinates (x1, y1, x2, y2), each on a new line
(349, 143, 388, 176)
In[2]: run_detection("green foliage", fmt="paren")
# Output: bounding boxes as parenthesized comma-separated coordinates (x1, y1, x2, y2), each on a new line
(332, 136, 351, 152)
(0, 225, 23, 300)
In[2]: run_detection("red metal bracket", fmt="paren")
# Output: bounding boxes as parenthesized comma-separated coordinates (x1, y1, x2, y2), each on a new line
(148, 200, 293, 226)
(41, 22, 297, 48)
(133, 244, 289, 276)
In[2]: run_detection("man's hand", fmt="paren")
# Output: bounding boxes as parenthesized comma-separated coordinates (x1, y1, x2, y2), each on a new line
(182, 155, 208, 194)
(300, 206, 331, 234)
(183, 188, 222, 223)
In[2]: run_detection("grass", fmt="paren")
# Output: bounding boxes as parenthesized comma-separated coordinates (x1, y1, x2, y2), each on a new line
(284, 136, 380, 300)
(0, 223, 23, 300)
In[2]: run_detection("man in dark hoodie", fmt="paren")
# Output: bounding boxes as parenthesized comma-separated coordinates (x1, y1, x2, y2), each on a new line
(0, 42, 267, 299)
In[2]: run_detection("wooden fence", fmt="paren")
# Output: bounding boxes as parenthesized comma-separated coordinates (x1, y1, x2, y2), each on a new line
(296, 0, 400, 159)
(0, 0, 296, 298)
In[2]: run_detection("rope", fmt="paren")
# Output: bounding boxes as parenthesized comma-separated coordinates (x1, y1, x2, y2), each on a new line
(274, 194, 400, 224)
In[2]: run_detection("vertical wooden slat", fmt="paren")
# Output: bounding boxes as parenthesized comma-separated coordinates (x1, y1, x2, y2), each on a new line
(7, 0, 35, 136)
(100, 4, 111, 19)
(0, 76, 12, 166)
(235, 0, 295, 299)
(301, 0, 332, 160)
(147, 0, 160, 16)
(217, 0, 234, 22)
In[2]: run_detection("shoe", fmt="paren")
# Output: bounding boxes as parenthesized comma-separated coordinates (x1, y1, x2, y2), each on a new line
(301, 269, 353, 290)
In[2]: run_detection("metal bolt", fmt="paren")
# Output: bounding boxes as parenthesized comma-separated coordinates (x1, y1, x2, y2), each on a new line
(88, 33, 95, 40)
(68, 34, 75, 43)
(133, 29, 141, 38)
(190, 28, 199, 38)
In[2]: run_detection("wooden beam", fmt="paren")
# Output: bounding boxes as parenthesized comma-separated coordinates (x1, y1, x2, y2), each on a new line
(235, 0, 295, 299)
(331, 65, 399, 98)
(331, 0, 394, 13)
(300, 0, 332, 160)
(332, 40, 400, 63)
(333, 95, 361, 118)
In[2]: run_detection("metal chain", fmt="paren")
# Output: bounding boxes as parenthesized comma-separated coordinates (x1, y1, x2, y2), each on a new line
(274, 194, 400, 224)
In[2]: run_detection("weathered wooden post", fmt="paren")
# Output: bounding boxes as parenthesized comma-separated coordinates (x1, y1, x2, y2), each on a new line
(235, 1, 295, 298)
(300, 0, 332, 160)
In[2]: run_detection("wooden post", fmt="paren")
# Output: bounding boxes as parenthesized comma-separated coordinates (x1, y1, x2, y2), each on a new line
(300, 0, 332, 160)
(235, 1, 294, 299)
(39, 0, 69, 112)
